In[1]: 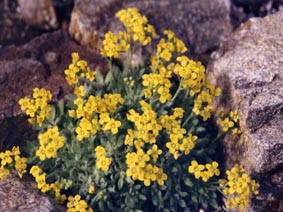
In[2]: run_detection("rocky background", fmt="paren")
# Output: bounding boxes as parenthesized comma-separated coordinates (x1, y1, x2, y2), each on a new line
(0, 0, 283, 211)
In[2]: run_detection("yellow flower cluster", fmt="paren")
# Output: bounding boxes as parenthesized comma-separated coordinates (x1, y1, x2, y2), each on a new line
(36, 126, 65, 161)
(100, 8, 155, 59)
(69, 93, 124, 141)
(66, 194, 93, 212)
(142, 31, 187, 104)
(159, 108, 197, 159)
(192, 80, 221, 121)
(125, 101, 167, 186)
(126, 150, 167, 186)
(142, 62, 173, 103)
(126, 100, 162, 147)
(64, 52, 96, 86)
(220, 164, 259, 210)
(95, 146, 111, 172)
(174, 56, 205, 95)
(116, 7, 156, 46)
(19, 87, 52, 126)
(0, 146, 27, 179)
(219, 110, 241, 135)
(30, 165, 67, 202)
(188, 160, 220, 182)
(100, 31, 130, 58)
(157, 30, 187, 62)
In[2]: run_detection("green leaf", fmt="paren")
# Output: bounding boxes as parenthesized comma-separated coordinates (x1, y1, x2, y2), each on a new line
(125, 195, 136, 209)
(178, 199, 186, 208)
(95, 69, 104, 85)
(118, 176, 124, 190)
(209, 197, 219, 209)
(58, 100, 65, 115)
(50, 106, 56, 122)
(191, 193, 198, 205)
(184, 177, 193, 187)
(65, 93, 77, 102)
(138, 194, 147, 201)
(134, 184, 141, 190)
(201, 197, 208, 209)
(172, 167, 178, 173)
(196, 126, 206, 133)
(105, 70, 113, 84)
(152, 194, 158, 206)
(157, 191, 164, 208)
(179, 191, 188, 197)
(98, 201, 105, 211)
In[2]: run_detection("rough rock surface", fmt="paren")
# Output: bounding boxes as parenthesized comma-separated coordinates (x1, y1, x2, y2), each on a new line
(69, 0, 232, 64)
(207, 11, 283, 212)
(0, 0, 46, 46)
(18, 0, 58, 30)
(0, 30, 107, 151)
(0, 173, 65, 212)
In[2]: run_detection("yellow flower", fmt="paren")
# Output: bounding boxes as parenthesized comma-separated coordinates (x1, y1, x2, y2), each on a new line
(30, 165, 42, 177)
(220, 117, 234, 132)
(229, 111, 239, 122)
(96, 157, 111, 172)
(74, 85, 86, 97)
(126, 165, 140, 180)
(36, 173, 47, 189)
(188, 160, 204, 179)
(147, 144, 162, 162)
(100, 31, 119, 58)
(0, 150, 13, 166)
(11, 146, 21, 156)
(102, 118, 121, 134)
(0, 166, 10, 180)
(143, 164, 158, 186)
(220, 164, 260, 210)
(134, 149, 150, 168)
(156, 168, 167, 186)
(205, 161, 220, 177)
(14, 156, 27, 178)
(88, 185, 95, 194)
(166, 140, 180, 156)
(95, 146, 107, 158)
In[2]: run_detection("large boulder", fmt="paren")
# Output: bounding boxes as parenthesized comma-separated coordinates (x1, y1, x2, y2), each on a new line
(207, 11, 283, 212)
(0, 30, 107, 151)
(0, 174, 65, 212)
(68, 0, 232, 64)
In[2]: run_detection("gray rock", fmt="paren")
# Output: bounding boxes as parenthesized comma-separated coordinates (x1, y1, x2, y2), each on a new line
(68, 0, 232, 64)
(0, 30, 107, 151)
(0, 0, 44, 46)
(207, 11, 283, 212)
(0, 173, 65, 212)
(17, 0, 58, 30)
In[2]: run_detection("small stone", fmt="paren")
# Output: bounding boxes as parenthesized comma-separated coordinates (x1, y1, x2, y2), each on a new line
(18, 0, 58, 30)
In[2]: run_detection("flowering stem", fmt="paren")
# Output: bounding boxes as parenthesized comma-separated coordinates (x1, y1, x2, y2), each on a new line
(125, 48, 132, 75)
(109, 58, 113, 73)
(170, 78, 184, 103)
(182, 112, 194, 127)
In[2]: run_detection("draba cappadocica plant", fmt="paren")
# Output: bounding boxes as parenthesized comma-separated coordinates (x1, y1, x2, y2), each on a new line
(0, 7, 259, 212)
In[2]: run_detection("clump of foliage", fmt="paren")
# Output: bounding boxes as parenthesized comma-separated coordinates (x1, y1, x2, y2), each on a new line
(0, 7, 259, 212)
